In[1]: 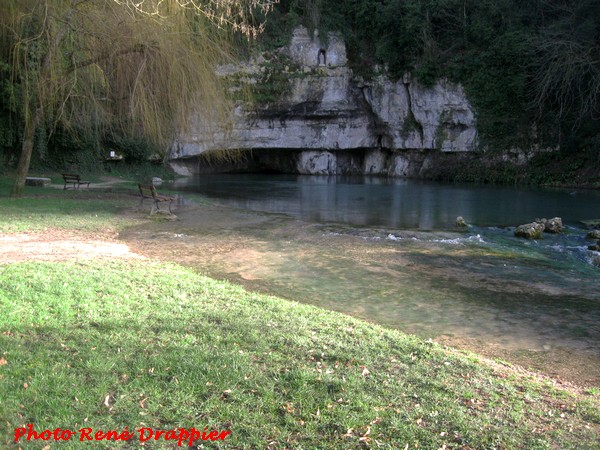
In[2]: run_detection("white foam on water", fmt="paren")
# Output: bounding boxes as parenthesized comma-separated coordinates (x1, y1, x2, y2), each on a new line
(434, 234, 486, 245)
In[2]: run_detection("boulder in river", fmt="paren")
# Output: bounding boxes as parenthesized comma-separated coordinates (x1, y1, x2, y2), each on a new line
(587, 230, 600, 240)
(514, 222, 545, 239)
(535, 217, 564, 233)
(588, 240, 600, 251)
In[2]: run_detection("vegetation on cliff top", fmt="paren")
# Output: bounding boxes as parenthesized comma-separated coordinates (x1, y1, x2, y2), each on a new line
(259, 0, 600, 155)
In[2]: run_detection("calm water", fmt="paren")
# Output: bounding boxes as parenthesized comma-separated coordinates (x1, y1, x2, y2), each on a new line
(175, 174, 600, 229)
(165, 174, 600, 384)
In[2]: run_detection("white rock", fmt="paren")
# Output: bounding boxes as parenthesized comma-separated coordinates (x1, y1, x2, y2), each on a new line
(169, 26, 478, 176)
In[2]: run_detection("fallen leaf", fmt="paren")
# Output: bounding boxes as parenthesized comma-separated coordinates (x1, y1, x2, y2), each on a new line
(221, 389, 232, 400)
(0, 358, 7, 366)
(361, 366, 370, 377)
(342, 428, 354, 438)
(284, 402, 295, 413)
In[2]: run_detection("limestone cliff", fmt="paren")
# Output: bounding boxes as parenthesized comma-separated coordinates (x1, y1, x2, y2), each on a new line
(169, 26, 477, 176)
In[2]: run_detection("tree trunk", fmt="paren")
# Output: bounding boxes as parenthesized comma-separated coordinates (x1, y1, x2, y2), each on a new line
(10, 107, 43, 197)
(9, 3, 74, 198)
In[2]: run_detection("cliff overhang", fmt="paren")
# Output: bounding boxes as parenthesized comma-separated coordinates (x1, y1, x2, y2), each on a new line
(169, 26, 478, 177)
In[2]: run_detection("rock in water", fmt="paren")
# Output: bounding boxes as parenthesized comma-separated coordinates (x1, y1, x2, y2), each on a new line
(588, 240, 600, 251)
(587, 230, 600, 239)
(514, 222, 545, 239)
(455, 216, 467, 227)
(542, 217, 563, 233)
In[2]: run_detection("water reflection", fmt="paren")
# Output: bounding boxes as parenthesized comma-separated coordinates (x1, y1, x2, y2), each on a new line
(175, 174, 600, 229)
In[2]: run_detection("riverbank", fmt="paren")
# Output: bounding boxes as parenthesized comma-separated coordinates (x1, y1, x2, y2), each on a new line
(424, 149, 600, 188)
(1, 179, 599, 448)
(7, 144, 600, 192)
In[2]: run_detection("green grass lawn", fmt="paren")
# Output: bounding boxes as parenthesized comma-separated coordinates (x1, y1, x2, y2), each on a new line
(0, 195, 135, 233)
(0, 259, 598, 449)
(0, 176, 137, 233)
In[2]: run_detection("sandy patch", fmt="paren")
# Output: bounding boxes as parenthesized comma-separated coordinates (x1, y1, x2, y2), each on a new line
(0, 230, 144, 264)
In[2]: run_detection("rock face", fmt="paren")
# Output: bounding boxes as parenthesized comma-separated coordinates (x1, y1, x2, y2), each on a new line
(514, 222, 545, 239)
(169, 26, 478, 176)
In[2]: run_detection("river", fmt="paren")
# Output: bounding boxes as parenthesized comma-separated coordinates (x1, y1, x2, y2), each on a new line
(125, 174, 600, 386)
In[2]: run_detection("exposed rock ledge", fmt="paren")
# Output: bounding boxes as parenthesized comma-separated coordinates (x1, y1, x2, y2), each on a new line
(169, 26, 478, 176)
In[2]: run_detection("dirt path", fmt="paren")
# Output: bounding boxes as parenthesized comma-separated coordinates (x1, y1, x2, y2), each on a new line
(0, 229, 143, 264)
(40, 175, 133, 192)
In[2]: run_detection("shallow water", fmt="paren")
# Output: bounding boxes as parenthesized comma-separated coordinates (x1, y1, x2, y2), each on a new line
(126, 175, 600, 385)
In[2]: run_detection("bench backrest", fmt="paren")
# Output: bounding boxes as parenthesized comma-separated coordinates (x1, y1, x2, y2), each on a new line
(138, 184, 157, 199)
(62, 173, 81, 182)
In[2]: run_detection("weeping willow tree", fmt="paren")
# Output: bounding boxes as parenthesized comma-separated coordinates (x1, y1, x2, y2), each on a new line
(1, 0, 277, 197)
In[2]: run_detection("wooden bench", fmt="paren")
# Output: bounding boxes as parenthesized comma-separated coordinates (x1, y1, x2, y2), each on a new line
(62, 173, 90, 190)
(138, 184, 175, 213)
